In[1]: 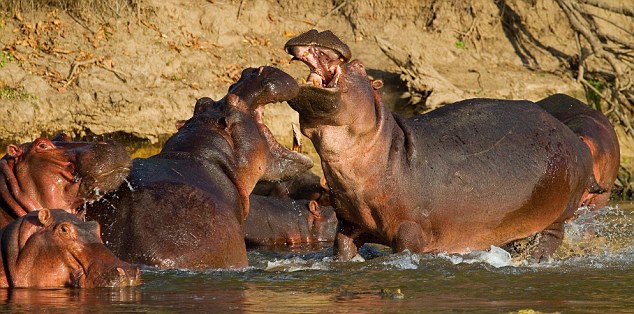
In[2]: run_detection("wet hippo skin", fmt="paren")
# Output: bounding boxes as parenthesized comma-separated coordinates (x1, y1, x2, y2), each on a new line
(285, 30, 606, 261)
(87, 66, 313, 269)
(0, 208, 141, 288)
(245, 195, 337, 249)
(0, 135, 131, 228)
(537, 94, 620, 209)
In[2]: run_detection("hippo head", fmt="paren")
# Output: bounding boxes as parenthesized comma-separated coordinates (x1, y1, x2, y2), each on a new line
(1, 208, 141, 288)
(0, 136, 131, 221)
(284, 29, 375, 125)
(165, 66, 313, 216)
(306, 200, 338, 242)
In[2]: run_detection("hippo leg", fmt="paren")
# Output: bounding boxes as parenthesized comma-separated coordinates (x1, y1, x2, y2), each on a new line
(530, 221, 565, 261)
(333, 221, 366, 260)
(394, 221, 426, 253)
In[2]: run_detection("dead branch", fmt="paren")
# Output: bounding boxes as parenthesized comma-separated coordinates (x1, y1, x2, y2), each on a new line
(555, 0, 624, 78)
(579, 0, 634, 18)
(64, 58, 97, 87)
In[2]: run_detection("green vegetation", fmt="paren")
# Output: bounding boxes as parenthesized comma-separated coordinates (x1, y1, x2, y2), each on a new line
(0, 51, 15, 68)
(0, 85, 36, 101)
(454, 40, 465, 49)
(584, 76, 605, 110)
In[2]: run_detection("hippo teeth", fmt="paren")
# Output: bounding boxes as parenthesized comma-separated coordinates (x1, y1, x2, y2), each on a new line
(291, 123, 302, 153)
(307, 72, 323, 87)
(289, 45, 342, 89)
(326, 65, 342, 88)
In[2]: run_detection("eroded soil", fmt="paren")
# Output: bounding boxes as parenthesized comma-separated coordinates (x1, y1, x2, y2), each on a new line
(0, 0, 632, 192)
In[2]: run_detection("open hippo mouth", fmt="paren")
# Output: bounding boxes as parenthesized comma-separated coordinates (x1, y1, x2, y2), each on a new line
(188, 66, 314, 181)
(253, 105, 306, 157)
(248, 67, 315, 179)
(284, 29, 351, 91)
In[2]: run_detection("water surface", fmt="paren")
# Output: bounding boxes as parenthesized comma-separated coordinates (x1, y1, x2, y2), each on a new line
(1, 203, 632, 313)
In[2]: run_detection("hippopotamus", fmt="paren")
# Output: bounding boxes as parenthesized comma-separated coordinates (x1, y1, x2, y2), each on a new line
(0, 135, 131, 228)
(245, 195, 337, 249)
(253, 170, 331, 206)
(0, 208, 140, 287)
(536, 94, 619, 209)
(284, 29, 601, 261)
(86, 66, 313, 269)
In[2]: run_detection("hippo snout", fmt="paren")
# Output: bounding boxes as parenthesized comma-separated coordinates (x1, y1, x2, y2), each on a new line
(76, 141, 132, 196)
(86, 263, 142, 288)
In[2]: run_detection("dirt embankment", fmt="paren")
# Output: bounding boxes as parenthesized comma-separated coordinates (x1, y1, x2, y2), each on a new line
(0, 0, 632, 197)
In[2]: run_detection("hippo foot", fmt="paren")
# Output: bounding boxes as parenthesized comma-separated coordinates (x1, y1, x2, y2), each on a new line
(334, 231, 359, 261)
(530, 221, 565, 262)
(394, 221, 426, 253)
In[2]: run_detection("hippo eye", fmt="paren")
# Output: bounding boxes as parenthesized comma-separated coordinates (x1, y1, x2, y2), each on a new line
(215, 117, 228, 129)
(57, 223, 75, 238)
(36, 141, 53, 150)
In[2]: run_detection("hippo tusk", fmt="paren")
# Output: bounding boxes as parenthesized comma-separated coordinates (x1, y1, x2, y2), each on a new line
(291, 123, 302, 153)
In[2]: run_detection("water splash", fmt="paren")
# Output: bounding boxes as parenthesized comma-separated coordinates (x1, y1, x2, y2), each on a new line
(124, 178, 135, 191)
(264, 256, 330, 272)
(554, 203, 634, 261)
(441, 246, 514, 268)
(381, 250, 421, 269)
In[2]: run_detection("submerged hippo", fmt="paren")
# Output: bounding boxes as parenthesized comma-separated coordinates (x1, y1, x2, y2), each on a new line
(0, 135, 131, 228)
(536, 94, 619, 209)
(284, 30, 602, 261)
(0, 208, 140, 288)
(87, 66, 313, 269)
(245, 195, 337, 249)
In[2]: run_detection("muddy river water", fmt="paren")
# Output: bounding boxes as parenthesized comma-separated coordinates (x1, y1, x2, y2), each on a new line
(0, 202, 631, 313)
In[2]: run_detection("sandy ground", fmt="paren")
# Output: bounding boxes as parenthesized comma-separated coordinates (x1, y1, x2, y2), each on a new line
(0, 0, 632, 193)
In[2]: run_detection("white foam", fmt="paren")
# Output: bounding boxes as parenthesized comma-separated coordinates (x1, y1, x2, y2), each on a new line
(381, 250, 421, 269)
(264, 256, 329, 272)
(442, 246, 514, 268)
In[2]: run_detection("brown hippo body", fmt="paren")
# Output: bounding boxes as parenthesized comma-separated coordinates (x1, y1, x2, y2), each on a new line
(245, 195, 337, 248)
(87, 66, 313, 269)
(0, 136, 131, 228)
(537, 93, 619, 209)
(0, 208, 140, 288)
(285, 30, 598, 260)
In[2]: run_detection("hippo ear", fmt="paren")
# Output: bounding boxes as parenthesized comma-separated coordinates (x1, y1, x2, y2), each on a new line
(308, 200, 321, 219)
(37, 209, 53, 227)
(226, 93, 248, 111)
(371, 79, 384, 90)
(175, 120, 187, 130)
(6, 144, 23, 158)
(319, 176, 330, 192)
(51, 133, 71, 141)
(193, 97, 216, 115)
